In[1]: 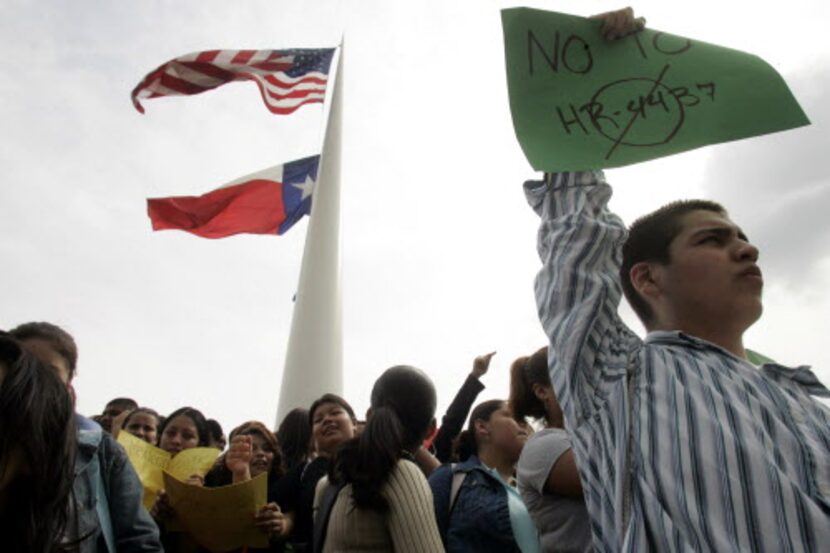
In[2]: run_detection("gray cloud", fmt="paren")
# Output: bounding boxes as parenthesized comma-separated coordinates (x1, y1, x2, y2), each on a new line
(702, 62, 830, 287)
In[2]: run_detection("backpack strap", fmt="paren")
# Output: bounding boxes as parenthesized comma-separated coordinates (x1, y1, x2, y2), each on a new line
(449, 466, 467, 513)
(435, 462, 468, 545)
(312, 480, 347, 553)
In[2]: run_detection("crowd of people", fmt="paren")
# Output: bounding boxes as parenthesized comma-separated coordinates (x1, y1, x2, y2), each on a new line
(0, 319, 587, 553)
(3, 7, 829, 553)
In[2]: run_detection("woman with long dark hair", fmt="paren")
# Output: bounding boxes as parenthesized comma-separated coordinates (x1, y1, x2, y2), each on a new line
(510, 347, 590, 552)
(315, 365, 444, 552)
(0, 333, 76, 552)
(429, 399, 541, 553)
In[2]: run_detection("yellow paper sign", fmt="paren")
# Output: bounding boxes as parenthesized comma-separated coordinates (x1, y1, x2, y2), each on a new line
(118, 431, 220, 508)
(163, 471, 269, 552)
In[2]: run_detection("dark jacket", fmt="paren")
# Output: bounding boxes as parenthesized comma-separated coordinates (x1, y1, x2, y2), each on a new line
(428, 455, 519, 553)
(73, 415, 163, 553)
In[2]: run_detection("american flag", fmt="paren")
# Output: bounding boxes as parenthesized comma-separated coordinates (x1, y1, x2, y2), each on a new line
(131, 48, 336, 115)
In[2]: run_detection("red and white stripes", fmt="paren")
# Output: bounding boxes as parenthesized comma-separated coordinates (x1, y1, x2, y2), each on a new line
(131, 48, 333, 115)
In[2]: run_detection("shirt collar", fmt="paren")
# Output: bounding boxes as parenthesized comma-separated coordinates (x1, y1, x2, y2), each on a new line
(644, 331, 829, 397)
(761, 365, 830, 397)
(482, 462, 518, 487)
(645, 330, 714, 349)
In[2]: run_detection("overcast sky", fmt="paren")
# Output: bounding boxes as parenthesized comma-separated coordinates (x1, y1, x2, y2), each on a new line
(1, 0, 828, 434)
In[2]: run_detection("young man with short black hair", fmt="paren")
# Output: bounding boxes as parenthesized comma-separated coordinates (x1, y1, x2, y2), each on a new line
(529, 168, 829, 552)
(527, 10, 830, 552)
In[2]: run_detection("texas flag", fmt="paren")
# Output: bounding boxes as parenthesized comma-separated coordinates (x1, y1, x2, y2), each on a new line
(147, 155, 320, 239)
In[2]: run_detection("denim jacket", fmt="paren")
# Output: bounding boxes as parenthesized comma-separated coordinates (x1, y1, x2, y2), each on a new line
(73, 415, 163, 553)
(428, 455, 519, 553)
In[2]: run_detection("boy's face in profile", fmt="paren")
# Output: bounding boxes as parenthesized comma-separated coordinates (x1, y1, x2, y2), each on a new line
(655, 209, 763, 331)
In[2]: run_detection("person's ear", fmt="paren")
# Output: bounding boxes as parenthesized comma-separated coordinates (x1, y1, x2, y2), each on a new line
(630, 262, 663, 304)
(473, 418, 489, 440)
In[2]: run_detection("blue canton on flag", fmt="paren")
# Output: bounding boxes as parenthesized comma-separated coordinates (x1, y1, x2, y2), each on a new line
(279, 155, 320, 235)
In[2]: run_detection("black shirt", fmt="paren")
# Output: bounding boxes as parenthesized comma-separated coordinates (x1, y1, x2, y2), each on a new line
(273, 456, 330, 551)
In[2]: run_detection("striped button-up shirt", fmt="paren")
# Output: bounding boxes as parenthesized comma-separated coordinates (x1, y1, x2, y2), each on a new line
(526, 172, 830, 552)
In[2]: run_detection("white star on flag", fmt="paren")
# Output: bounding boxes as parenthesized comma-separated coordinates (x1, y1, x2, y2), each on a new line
(292, 175, 315, 200)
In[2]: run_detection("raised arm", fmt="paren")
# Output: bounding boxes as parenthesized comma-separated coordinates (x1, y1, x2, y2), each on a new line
(526, 172, 639, 426)
(432, 352, 492, 463)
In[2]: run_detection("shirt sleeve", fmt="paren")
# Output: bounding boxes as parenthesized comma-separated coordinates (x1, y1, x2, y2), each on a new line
(101, 434, 164, 552)
(433, 374, 485, 463)
(312, 475, 329, 523)
(385, 460, 446, 553)
(526, 171, 640, 426)
(517, 430, 573, 495)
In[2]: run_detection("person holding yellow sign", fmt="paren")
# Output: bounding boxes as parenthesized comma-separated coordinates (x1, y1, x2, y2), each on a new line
(204, 420, 289, 552)
(148, 406, 215, 549)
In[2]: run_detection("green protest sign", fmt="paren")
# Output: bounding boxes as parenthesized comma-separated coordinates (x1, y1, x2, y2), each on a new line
(502, 8, 810, 171)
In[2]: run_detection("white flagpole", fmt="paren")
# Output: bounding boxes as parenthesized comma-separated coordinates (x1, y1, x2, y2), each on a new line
(276, 46, 344, 425)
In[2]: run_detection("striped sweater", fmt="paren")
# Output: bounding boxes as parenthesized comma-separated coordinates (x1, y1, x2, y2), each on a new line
(314, 459, 445, 552)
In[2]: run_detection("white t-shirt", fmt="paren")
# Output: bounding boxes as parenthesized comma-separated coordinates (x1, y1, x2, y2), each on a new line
(517, 428, 592, 553)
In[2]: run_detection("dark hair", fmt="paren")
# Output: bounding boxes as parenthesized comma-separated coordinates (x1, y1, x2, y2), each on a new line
(509, 347, 550, 422)
(9, 321, 78, 381)
(231, 421, 284, 477)
(105, 397, 138, 411)
(309, 393, 356, 425)
(621, 200, 726, 325)
(276, 408, 311, 471)
(121, 407, 161, 437)
(158, 407, 210, 447)
(206, 419, 224, 443)
(122, 407, 161, 427)
(205, 421, 284, 487)
(0, 334, 77, 552)
(332, 365, 436, 512)
(455, 399, 505, 462)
